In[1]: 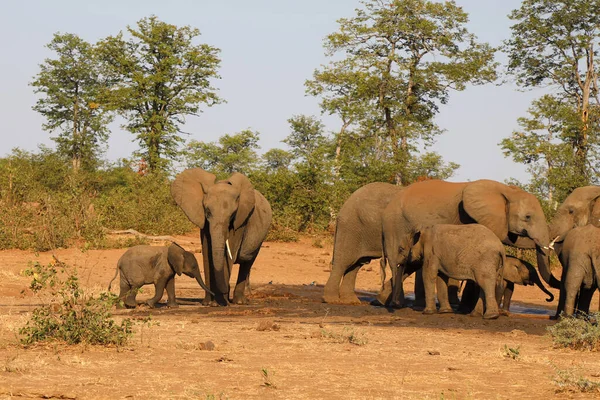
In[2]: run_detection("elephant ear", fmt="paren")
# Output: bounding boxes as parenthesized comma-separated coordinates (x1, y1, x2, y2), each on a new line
(590, 196, 600, 227)
(171, 168, 216, 229)
(227, 172, 256, 230)
(167, 243, 186, 276)
(462, 180, 508, 241)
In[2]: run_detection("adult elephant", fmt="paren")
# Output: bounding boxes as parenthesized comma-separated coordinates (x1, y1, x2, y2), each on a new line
(171, 168, 272, 306)
(321, 182, 461, 306)
(549, 186, 600, 317)
(323, 182, 401, 305)
(382, 179, 552, 308)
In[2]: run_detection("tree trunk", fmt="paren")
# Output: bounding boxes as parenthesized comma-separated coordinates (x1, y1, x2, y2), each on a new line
(72, 91, 80, 174)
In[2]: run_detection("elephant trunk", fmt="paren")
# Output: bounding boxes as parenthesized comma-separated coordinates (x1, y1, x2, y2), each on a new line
(193, 268, 214, 296)
(535, 248, 561, 289)
(529, 267, 554, 302)
(210, 224, 230, 297)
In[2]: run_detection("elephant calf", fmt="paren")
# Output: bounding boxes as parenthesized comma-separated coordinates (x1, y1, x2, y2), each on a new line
(108, 243, 212, 308)
(409, 224, 505, 319)
(500, 255, 554, 312)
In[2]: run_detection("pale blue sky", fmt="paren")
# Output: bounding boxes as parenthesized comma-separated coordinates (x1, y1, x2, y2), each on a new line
(0, 0, 543, 182)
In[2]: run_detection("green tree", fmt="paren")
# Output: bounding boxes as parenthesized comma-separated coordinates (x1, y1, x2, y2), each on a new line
(184, 130, 260, 177)
(307, 0, 496, 184)
(31, 33, 112, 173)
(283, 115, 333, 230)
(97, 16, 222, 172)
(262, 148, 294, 171)
(501, 95, 591, 212)
(504, 0, 600, 184)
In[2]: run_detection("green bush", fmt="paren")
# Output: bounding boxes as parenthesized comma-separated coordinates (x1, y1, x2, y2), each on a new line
(547, 314, 600, 351)
(19, 259, 133, 346)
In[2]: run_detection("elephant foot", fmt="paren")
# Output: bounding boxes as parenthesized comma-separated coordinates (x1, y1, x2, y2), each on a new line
(144, 301, 157, 308)
(438, 307, 454, 314)
(339, 293, 362, 305)
(469, 310, 483, 318)
(423, 308, 436, 315)
(322, 293, 341, 304)
(166, 302, 179, 308)
(499, 309, 510, 317)
(389, 300, 405, 309)
(232, 296, 250, 305)
(483, 311, 500, 320)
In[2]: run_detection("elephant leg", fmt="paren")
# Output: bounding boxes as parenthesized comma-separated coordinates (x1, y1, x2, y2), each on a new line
(201, 228, 215, 306)
(459, 281, 479, 314)
(414, 269, 426, 308)
(476, 272, 500, 320)
(577, 286, 594, 316)
(119, 280, 137, 309)
(146, 280, 167, 308)
(232, 260, 253, 305)
(447, 278, 461, 306)
(422, 258, 439, 315)
(436, 274, 453, 313)
(165, 277, 178, 308)
(339, 263, 363, 305)
(502, 282, 515, 312)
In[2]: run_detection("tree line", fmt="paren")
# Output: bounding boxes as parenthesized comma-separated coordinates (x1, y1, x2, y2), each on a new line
(1, 0, 600, 250)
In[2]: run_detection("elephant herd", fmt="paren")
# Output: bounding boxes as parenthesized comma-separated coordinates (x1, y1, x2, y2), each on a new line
(110, 167, 600, 320)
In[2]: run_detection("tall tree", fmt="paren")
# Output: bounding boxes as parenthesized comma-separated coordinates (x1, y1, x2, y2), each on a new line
(31, 33, 112, 173)
(184, 130, 260, 177)
(307, 0, 497, 184)
(284, 115, 333, 230)
(501, 95, 593, 212)
(505, 0, 600, 184)
(97, 16, 222, 172)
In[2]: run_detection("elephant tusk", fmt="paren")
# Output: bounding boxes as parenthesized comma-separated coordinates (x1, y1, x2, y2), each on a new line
(545, 235, 559, 250)
(226, 239, 233, 260)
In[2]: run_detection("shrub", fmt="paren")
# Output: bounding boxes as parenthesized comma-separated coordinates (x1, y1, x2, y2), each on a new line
(547, 313, 600, 351)
(553, 367, 600, 393)
(19, 259, 133, 346)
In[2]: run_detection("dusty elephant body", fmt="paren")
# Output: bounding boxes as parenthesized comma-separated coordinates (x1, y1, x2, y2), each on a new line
(323, 182, 402, 304)
(500, 255, 555, 312)
(549, 186, 600, 317)
(558, 225, 600, 316)
(382, 179, 552, 308)
(171, 168, 272, 306)
(409, 224, 505, 319)
(108, 243, 212, 308)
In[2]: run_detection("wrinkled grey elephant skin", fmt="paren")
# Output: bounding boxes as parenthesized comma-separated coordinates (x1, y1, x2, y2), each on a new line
(549, 186, 600, 318)
(382, 179, 552, 309)
(108, 243, 212, 308)
(171, 168, 272, 306)
(408, 224, 505, 319)
(558, 225, 600, 317)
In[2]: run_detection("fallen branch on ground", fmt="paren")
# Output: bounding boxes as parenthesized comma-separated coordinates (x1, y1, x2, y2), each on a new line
(106, 229, 197, 244)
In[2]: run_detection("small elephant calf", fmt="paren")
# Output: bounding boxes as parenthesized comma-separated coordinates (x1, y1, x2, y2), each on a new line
(108, 243, 212, 308)
(409, 224, 505, 319)
(500, 255, 554, 312)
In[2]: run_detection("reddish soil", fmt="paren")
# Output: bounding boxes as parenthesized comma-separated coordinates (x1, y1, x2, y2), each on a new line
(1, 235, 599, 399)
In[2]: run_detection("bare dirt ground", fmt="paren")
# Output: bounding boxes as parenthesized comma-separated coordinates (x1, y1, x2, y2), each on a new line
(1, 234, 600, 399)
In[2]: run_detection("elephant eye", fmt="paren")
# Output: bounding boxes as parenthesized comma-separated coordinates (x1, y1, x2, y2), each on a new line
(525, 215, 531, 221)
(568, 209, 574, 214)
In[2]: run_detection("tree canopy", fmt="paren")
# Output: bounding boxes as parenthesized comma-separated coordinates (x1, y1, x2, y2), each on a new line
(31, 33, 113, 173)
(307, 0, 497, 184)
(97, 16, 223, 172)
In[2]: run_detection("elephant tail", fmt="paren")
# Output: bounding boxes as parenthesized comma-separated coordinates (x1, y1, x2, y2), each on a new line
(108, 262, 120, 292)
